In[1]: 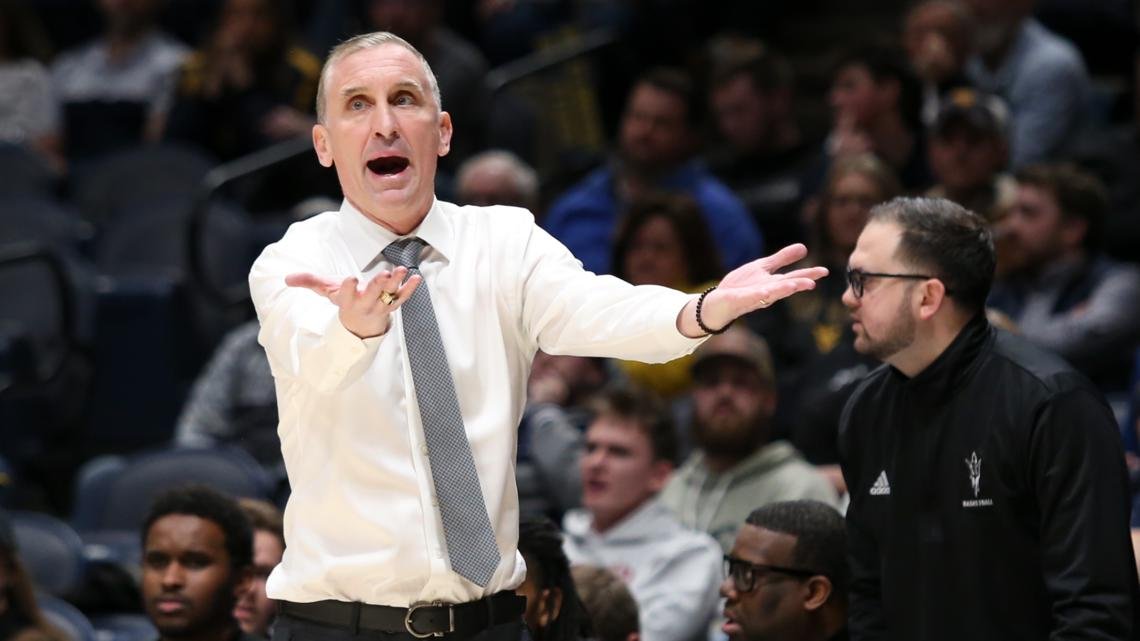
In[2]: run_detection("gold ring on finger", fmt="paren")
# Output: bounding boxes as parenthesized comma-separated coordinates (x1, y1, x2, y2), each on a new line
(379, 291, 398, 305)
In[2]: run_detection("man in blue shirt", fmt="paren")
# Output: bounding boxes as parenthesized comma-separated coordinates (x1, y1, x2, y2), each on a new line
(544, 68, 763, 275)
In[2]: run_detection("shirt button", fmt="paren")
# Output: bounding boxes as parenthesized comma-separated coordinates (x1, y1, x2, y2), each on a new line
(431, 496, 439, 507)
(421, 444, 429, 455)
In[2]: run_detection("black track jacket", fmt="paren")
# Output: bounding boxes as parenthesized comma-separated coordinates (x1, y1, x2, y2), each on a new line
(840, 314, 1140, 640)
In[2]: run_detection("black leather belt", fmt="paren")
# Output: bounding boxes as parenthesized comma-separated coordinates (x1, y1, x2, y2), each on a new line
(279, 592, 526, 638)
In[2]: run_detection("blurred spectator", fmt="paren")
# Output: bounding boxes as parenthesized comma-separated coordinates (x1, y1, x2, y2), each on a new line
(234, 498, 283, 639)
(516, 517, 592, 641)
(989, 163, 1140, 390)
(162, 0, 320, 161)
(517, 352, 608, 520)
(140, 485, 256, 641)
(455, 149, 539, 210)
(821, 44, 930, 192)
(721, 501, 848, 641)
(570, 565, 639, 641)
(902, 0, 975, 126)
(776, 155, 898, 492)
(563, 386, 722, 641)
(925, 88, 1016, 222)
(705, 41, 816, 249)
(174, 321, 280, 469)
(661, 327, 838, 552)
(962, 0, 1090, 167)
(610, 193, 723, 398)
(544, 68, 763, 275)
(363, 0, 490, 174)
(0, 0, 64, 172)
(791, 155, 901, 362)
(51, 0, 188, 160)
(0, 509, 68, 641)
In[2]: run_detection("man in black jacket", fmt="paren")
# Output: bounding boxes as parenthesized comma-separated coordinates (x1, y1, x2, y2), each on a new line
(838, 196, 1140, 640)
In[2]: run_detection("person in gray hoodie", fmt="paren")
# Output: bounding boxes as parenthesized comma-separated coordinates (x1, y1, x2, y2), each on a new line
(661, 326, 839, 552)
(562, 386, 722, 641)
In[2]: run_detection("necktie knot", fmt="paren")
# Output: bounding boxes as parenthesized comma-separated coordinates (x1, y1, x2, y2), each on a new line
(383, 237, 426, 269)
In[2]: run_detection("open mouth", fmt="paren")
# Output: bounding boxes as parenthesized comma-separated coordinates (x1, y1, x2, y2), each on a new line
(367, 156, 410, 176)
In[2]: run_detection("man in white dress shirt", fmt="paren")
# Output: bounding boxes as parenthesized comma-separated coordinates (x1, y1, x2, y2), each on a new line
(248, 30, 827, 641)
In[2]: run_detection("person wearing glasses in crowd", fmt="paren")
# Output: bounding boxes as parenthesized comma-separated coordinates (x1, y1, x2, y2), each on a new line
(720, 500, 848, 641)
(839, 197, 1139, 639)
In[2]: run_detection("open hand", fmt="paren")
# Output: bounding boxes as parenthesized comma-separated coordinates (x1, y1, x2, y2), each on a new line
(680, 244, 829, 336)
(285, 267, 422, 338)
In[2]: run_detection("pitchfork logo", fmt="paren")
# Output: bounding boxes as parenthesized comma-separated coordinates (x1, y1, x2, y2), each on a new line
(965, 451, 982, 498)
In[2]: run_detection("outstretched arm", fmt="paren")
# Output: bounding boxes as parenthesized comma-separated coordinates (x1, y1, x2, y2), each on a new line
(677, 243, 829, 337)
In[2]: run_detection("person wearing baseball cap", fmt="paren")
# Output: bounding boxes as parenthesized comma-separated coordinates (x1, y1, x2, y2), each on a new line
(660, 326, 839, 553)
(926, 87, 1017, 223)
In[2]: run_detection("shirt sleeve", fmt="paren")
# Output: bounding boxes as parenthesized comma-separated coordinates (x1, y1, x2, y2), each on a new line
(1019, 266, 1140, 370)
(248, 230, 384, 393)
(525, 403, 584, 514)
(1029, 385, 1138, 639)
(514, 216, 707, 361)
(1009, 55, 1088, 167)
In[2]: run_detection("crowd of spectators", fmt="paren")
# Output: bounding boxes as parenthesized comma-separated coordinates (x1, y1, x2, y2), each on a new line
(2, 0, 1139, 639)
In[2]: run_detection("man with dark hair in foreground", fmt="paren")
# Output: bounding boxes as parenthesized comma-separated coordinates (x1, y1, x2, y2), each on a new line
(141, 485, 256, 641)
(721, 500, 847, 641)
(839, 196, 1139, 639)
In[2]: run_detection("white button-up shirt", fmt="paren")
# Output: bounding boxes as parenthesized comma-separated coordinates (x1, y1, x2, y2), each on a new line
(249, 199, 706, 606)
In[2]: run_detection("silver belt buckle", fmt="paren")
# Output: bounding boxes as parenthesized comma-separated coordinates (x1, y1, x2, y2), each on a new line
(405, 601, 454, 638)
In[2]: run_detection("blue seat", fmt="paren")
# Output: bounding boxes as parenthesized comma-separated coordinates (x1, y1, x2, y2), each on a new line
(71, 143, 215, 227)
(74, 446, 273, 533)
(10, 510, 87, 597)
(39, 593, 97, 641)
(90, 613, 158, 641)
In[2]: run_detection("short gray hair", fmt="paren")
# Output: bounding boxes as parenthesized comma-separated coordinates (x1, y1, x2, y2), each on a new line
(455, 150, 539, 206)
(316, 31, 442, 123)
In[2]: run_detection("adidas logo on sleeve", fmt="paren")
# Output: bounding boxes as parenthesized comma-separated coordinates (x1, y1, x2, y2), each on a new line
(869, 470, 891, 496)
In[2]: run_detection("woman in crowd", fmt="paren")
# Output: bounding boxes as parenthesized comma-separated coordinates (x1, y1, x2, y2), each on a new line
(610, 192, 723, 398)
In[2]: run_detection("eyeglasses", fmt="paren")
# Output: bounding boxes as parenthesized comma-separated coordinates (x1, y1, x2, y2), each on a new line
(723, 554, 818, 593)
(845, 267, 938, 299)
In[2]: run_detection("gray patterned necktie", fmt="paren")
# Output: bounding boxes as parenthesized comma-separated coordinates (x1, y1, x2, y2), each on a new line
(383, 237, 501, 586)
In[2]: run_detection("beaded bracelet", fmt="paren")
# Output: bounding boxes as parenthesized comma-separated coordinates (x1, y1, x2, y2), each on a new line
(696, 286, 732, 335)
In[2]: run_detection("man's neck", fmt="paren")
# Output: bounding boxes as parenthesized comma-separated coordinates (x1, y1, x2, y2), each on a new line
(703, 438, 768, 475)
(160, 622, 241, 641)
(351, 196, 432, 236)
(889, 312, 971, 378)
(591, 501, 650, 534)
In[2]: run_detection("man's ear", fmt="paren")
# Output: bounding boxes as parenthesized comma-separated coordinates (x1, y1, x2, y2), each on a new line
(537, 587, 563, 628)
(313, 123, 333, 167)
(438, 111, 453, 157)
(648, 460, 674, 494)
(801, 575, 833, 612)
(917, 278, 948, 321)
(1060, 216, 1089, 251)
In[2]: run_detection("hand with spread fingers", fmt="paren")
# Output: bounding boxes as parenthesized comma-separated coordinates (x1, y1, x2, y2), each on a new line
(678, 243, 829, 337)
(285, 266, 422, 339)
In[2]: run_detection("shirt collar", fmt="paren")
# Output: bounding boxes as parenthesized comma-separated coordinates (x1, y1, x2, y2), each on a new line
(339, 198, 455, 270)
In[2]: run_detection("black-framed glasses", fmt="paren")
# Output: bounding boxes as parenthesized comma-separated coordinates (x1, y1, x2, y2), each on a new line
(845, 267, 937, 299)
(723, 554, 818, 593)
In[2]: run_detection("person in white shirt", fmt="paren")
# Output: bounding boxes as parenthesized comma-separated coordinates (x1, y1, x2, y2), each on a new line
(562, 386, 722, 641)
(248, 30, 827, 641)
